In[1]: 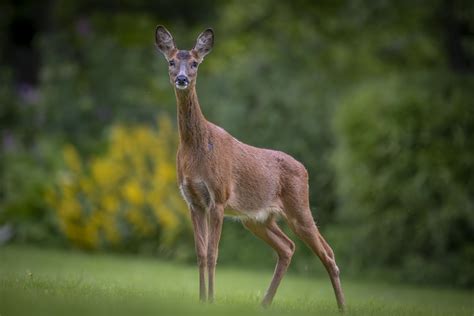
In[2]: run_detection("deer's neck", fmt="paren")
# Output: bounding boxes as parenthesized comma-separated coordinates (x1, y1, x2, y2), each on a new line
(175, 86, 208, 148)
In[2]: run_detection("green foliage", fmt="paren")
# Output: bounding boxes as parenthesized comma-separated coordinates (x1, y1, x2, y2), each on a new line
(38, 15, 174, 151)
(333, 73, 474, 287)
(0, 138, 61, 244)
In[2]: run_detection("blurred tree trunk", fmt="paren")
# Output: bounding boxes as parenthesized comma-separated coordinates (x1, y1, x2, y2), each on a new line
(441, 0, 473, 73)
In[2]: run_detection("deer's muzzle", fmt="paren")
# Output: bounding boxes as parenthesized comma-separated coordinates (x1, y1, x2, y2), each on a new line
(175, 75, 189, 89)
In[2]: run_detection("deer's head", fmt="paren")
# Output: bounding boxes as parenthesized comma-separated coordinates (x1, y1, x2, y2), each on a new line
(155, 26, 214, 90)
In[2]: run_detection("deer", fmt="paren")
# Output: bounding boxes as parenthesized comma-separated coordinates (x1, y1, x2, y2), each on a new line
(154, 25, 346, 311)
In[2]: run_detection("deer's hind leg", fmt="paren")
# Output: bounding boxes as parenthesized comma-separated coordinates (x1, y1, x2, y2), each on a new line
(285, 208, 346, 311)
(281, 174, 346, 311)
(243, 218, 295, 307)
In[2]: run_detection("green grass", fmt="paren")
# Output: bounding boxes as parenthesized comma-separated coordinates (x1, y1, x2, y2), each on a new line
(0, 245, 472, 316)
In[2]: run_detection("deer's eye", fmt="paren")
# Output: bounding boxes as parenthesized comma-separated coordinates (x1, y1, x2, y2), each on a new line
(169, 60, 176, 67)
(191, 61, 198, 68)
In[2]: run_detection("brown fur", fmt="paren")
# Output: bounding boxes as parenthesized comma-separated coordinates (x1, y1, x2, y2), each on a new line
(155, 25, 346, 311)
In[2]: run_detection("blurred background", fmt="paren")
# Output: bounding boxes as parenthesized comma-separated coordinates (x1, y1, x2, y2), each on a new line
(0, 0, 473, 289)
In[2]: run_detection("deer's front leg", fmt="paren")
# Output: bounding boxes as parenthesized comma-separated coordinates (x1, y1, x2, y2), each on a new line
(190, 206, 208, 302)
(207, 203, 224, 303)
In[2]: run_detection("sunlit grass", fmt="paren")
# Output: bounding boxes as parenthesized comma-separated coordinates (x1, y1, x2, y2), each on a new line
(0, 245, 472, 316)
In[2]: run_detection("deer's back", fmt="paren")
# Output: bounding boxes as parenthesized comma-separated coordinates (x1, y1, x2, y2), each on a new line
(177, 122, 309, 221)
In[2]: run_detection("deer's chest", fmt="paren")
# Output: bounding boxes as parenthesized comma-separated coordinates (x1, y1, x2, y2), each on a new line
(179, 179, 214, 211)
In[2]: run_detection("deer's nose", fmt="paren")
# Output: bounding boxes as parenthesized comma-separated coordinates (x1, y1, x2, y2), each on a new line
(176, 75, 189, 85)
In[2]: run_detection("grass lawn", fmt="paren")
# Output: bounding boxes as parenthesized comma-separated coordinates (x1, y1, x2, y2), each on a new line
(0, 245, 472, 316)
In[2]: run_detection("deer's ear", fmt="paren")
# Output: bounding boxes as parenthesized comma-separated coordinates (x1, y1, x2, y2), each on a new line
(155, 25, 176, 59)
(193, 28, 214, 60)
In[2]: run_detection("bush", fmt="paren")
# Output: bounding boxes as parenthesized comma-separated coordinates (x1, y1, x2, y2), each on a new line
(333, 73, 474, 287)
(45, 117, 190, 254)
(0, 139, 60, 245)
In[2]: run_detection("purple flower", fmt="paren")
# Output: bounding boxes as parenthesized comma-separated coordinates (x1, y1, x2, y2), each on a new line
(76, 17, 92, 37)
(2, 131, 15, 152)
(16, 83, 39, 104)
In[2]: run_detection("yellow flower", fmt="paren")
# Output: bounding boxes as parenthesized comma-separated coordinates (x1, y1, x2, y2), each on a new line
(48, 115, 189, 250)
(79, 178, 94, 195)
(121, 180, 144, 206)
(101, 194, 119, 213)
(91, 158, 121, 188)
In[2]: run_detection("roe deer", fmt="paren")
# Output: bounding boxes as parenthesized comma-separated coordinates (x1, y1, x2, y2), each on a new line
(155, 25, 346, 311)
